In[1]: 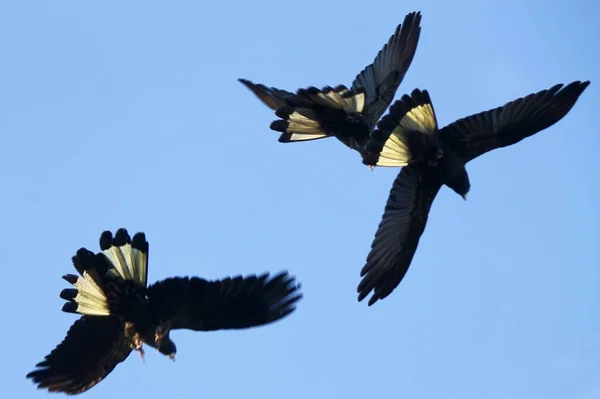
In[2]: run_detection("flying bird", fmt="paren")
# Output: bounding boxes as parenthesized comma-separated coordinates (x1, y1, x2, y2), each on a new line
(26, 228, 302, 395)
(357, 80, 590, 306)
(239, 11, 422, 163)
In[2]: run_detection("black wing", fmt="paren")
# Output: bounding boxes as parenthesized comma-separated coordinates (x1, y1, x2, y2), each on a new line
(146, 271, 302, 331)
(351, 11, 422, 129)
(442, 80, 590, 163)
(358, 165, 442, 306)
(238, 78, 300, 111)
(26, 316, 131, 395)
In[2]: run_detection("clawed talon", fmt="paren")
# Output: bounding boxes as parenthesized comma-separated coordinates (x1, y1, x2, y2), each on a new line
(134, 340, 145, 363)
(154, 327, 165, 347)
(137, 348, 146, 363)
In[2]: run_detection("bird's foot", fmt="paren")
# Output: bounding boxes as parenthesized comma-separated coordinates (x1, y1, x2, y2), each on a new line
(154, 327, 166, 348)
(137, 347, 146, 363)
(134, 338, 145, 363)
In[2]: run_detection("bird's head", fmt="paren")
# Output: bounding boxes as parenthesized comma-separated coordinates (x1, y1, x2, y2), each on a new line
(452, 177, 470, 201)
(436, 147, 470, 201)
(156, 331, 177, 361)
(446, 168, 470, 200)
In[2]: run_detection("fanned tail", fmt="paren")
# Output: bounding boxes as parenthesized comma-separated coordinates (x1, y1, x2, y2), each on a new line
(271, 85, 366, 143)
(364, 88, 438, 167)
(100, 229, 148, 288)
(60, 228, 149, 316)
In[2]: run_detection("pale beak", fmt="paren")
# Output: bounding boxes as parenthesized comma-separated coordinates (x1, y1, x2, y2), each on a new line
(168, 353, 176, 361)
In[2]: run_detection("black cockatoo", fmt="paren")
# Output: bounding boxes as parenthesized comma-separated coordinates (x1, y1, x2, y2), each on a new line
(27, 228, 302, 394)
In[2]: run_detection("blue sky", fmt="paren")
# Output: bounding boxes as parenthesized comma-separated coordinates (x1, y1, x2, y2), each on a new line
(1, 0, 598, 398)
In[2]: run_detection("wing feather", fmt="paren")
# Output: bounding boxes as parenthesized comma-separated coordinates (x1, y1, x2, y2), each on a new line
(26, 316, 131, 395)
(238, 78, 300, 111)
(358, 166, 441, 305)
(352, 11, 422, 128)
(146, 271, 302, 331)
(441, 80, 590, 163)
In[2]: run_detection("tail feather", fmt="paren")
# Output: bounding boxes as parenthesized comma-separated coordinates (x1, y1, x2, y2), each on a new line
(63, 273, 105, 301)
(100, 230, 132, 281)
(240, 78, 368, 144)
(59, 288, 109, 316)
(271, 107, 330, 142)
(274, 107, 323, 133)
(131, 232, 149, 289)
(60, 228, 149, 317)
(61, 255, 111, 316)
(365, 88, 438, 167)
(99, 228, 148, 288)
(71, 247, 106, 277)
(270, 85, 367, 143)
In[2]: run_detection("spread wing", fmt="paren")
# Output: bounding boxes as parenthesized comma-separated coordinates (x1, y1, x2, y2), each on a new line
(146, 271, 302, 331)
(441, 80, 590, 163)
(26, 316, 131, 395)
(238, 78, 300, 111)
(358, 165, 441, 306)
(351, 11, 422, 129)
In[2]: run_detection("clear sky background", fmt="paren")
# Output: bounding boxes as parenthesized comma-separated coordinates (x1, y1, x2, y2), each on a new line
(1, 1, 598, 398)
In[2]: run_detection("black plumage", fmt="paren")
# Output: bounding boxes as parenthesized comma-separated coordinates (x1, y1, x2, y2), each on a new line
(239, 11, 422, 162)
(26, 228, 302, 395)
(358, 80, 590, 306)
